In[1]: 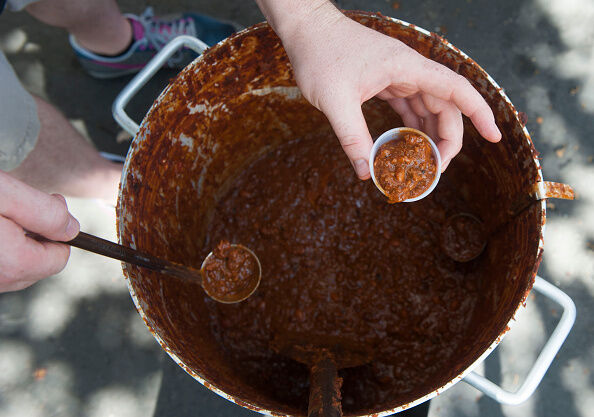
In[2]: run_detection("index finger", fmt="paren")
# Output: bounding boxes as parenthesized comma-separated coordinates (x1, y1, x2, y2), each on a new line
(0, 171, 79, 241)
(412, 57, 502, 143)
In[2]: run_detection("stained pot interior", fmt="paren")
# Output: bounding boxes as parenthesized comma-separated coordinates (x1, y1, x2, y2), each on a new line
(118, 12, 543, 416)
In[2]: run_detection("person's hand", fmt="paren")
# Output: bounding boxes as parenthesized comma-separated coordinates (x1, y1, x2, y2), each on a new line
(0, 171, 80, 292)
(260, 1, 502, 179)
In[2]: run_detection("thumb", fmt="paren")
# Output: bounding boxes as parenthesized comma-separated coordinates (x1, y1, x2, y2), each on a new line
(321, 98, 373, 180)
(48, 194, 80, 241)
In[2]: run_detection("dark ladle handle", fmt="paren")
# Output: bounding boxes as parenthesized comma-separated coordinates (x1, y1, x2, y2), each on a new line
(308, 354, 343, 417)
(27, 231, 202, 284)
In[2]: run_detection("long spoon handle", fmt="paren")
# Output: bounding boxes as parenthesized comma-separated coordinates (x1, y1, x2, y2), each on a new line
(29, 231, 202, 283)
(308, 353, 343, 417)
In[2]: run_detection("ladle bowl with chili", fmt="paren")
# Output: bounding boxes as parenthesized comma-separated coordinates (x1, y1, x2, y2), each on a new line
(201, 240, 262, 304)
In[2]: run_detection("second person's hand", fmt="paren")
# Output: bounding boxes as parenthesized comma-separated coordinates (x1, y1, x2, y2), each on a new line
(257, 0, 502, 179)
(0, 171, 80, 292)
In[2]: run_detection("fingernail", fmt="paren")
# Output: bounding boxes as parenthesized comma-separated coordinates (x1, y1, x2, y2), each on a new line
(492, 119, 502, 140)
(66, 216, 80, 239)
(353, 159, 369, 179)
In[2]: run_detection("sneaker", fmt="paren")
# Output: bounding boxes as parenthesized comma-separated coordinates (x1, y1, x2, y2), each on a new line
(69, 7, 239, 79)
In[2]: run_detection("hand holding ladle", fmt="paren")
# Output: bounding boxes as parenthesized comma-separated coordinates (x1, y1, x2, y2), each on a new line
(27, 231, 261, 303)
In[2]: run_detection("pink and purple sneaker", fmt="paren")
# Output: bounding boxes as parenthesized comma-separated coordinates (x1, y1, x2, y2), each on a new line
(69, 7, 239, 79)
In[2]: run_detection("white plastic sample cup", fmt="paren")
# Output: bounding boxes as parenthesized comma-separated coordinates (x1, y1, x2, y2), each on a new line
(369, 127, 442, 203)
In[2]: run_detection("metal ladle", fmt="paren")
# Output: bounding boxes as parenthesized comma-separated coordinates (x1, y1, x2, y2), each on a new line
(441, 181, 576, 262)
(271, 332, 373, 417)
(440, 213, 487, 262)
(27, 231, 261, 303)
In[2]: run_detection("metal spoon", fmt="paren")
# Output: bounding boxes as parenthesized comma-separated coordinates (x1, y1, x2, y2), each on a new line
(441, 182, 576, 262)
(440, 213, 487, 262)
(27, 231, 261, 303)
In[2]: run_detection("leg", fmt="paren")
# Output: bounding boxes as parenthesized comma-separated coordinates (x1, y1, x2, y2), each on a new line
(25, 0, 237, 78)
(25, 0, 132, 55)
(9, 97, 122, 205)
(1, 52, 118, 203)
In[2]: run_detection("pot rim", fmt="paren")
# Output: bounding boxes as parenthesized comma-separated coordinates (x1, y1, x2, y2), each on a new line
(117, 12, 546, 417)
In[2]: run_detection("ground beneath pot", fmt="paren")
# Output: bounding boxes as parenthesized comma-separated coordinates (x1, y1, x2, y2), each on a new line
(0, 1, 592, 417)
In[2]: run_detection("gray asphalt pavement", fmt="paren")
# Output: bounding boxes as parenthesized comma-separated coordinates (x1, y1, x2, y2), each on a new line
(0, 1, 592, 416)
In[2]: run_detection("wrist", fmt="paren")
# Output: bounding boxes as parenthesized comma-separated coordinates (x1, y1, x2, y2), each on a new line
(257, 0, 343, 41)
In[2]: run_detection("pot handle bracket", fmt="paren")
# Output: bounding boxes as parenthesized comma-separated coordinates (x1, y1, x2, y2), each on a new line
(112, 35, 208, 136)
(463, 276, 576, 405)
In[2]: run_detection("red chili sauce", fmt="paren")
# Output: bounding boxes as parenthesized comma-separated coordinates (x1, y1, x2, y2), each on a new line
(202, 240, 259, 302)
(373, 132, 437, 202)
(205, 136, 481, 413)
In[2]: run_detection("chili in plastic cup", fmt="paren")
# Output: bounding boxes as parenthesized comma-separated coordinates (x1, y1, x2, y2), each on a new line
(369, 127, 442, 203)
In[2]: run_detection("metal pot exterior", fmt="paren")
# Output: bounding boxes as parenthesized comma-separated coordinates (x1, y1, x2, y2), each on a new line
(117, 12, 553, 416)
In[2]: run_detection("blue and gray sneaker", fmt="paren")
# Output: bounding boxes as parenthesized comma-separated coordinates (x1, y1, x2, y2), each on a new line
(69, 7, 238, 79)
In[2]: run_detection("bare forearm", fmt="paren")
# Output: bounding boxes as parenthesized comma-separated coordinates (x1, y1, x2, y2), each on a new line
(9, 97, 122, 204)
(255, 0, 341, 39)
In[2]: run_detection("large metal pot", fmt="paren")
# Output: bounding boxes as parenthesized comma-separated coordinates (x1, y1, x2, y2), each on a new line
(113, 11, 575, 416)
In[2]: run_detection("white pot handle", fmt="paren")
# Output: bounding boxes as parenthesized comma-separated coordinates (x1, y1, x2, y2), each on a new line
(112, 35, 208, 136)
(463, 276, 576, 405)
